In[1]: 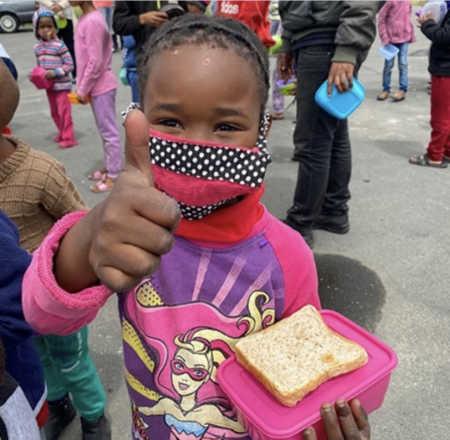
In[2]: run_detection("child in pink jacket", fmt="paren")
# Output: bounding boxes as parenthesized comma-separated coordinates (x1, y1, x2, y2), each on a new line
(377, 0, 415, 102)
(73, 0, 122, 193)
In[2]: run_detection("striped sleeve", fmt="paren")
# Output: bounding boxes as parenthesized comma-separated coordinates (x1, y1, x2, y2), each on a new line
(54, 42, 73, 78)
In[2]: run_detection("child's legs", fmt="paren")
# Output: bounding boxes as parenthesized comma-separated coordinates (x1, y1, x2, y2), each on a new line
(127, 70, 140, 104)
(46, 90, 62, 134)
(42, 327, 107, 421)
(54, 91, 75, 142)
(272, 67, 285, 114)
(382, 56, 395, 92)
(90, 90, 123, 179)
(427, 75, 450, 161)
(397, 42, 409, 92)
(34, 335, 67, 401)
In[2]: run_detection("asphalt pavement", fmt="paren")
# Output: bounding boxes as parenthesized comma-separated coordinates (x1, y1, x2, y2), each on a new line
(1, 19, 449, 440)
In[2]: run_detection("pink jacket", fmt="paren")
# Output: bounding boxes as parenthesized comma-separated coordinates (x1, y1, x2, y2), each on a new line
(378, 0, 416, 46)
(75, 10, 117, 97)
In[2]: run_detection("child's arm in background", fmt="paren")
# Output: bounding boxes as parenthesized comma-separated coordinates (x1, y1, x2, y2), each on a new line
(54, 41, 74, 78)
(303, 399, 370, 440)
(377, 1, 392, 47)
(22, 110, 179, 335)
(76, 17, 108, 99)
(41, 160, 86, 220)
(421, 14, 450, 44)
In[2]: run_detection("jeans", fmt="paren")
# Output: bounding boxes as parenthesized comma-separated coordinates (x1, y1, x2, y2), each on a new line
(382, 42, 409, 92)
(127, 69, 140, 104)
(34, 327, 107, 421)
(286, 45, 365, 231)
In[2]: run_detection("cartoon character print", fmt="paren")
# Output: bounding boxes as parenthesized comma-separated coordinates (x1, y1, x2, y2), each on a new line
(123, 281, 275, 440)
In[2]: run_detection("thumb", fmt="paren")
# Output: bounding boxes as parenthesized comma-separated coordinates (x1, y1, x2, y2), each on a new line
(124, 108, 154, 186)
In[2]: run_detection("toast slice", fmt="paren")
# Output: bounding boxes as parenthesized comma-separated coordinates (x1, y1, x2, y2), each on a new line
(234, 305, 368, 407)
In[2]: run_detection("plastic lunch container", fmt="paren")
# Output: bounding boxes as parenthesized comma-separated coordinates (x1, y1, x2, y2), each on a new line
(217, 309, 398, 440)
(379, 44, 400, 61)
(68, 92, 90, 105)
(314, 78, 365, 120)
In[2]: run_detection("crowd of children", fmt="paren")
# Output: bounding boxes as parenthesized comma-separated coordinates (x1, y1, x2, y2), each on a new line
(2, 0, 449, 439)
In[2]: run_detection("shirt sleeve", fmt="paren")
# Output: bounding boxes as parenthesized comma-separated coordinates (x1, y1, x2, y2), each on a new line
(77, 17, 109, 97)
(54, 41, 74, 78)
(112, 0, 142, 36)
(264, 214, 321, 318)
(22, 211, 113, 336)
(421, 18, 450, 45)
(41, 160, 86, 221)
(377, 1, 392, 47)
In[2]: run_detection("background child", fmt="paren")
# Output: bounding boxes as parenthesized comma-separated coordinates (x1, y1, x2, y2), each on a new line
(73, 0, 123, 192)
(0, 59, 110, 440)
(410, 8, 450, 168)
(377, 0, 416, 102)
(22, 15, 372, 440)
(33, 7, 77, 148)
(121, 35, 139, 104)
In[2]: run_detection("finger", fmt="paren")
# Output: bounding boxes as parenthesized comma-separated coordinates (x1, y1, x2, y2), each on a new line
(302, 427, 317, 440)
(321, 403, 344, 440)
(339, 72, 348, 92)
(327, 73, 334, 96)
(347, 72, 354, 89)
(124, 108, 154, 185)
(335, 400, 361, 438)
(350, 399, 370, 433)
(96, 264, 159, 293)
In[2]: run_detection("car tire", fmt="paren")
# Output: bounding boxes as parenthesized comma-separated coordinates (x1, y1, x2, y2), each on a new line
(0, 13, 19, 33)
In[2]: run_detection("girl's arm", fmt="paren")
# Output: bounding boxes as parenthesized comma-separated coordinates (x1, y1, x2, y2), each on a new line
(421, 18, 450, 45)
(377, 1, 392, 47)
(54, 42, 74, 78)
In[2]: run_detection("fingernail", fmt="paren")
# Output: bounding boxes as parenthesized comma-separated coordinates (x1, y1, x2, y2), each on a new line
(322, 403, 332, 412)
(336, 402, 350, 417)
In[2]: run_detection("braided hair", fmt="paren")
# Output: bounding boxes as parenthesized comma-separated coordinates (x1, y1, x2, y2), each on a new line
(138, 14, 270, 114)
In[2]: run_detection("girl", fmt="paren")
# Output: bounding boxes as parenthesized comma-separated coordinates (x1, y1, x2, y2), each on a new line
(23, 15, 372, 440)
(73, 0, 123, 192)
(33, 7, 77, 148)
(377, 1, 416, 102)
(410, 8, 450, 168)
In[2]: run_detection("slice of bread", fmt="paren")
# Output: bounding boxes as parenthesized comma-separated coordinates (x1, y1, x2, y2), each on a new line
(235, 305, 368, 407)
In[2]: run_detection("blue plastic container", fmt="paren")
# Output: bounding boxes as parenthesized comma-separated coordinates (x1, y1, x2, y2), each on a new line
(314, 78, 365, 120)
(379, 44, 399, 61)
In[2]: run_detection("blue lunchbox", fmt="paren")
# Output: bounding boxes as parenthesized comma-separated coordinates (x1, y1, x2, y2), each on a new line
(314, 78, 365, 120)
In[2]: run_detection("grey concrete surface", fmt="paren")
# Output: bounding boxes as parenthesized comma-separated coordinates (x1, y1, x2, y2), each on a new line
(1, 17, 449, 440)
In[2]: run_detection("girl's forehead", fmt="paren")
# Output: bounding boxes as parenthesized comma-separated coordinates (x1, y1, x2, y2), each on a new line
(39, 16, 54, 25)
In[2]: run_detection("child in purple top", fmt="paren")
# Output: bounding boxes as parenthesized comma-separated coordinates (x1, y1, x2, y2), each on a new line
(73, 0, 123, 193)
(377, 0, 416, 102)
(23, 15, 372, 440)
(33, 8, 77, 148)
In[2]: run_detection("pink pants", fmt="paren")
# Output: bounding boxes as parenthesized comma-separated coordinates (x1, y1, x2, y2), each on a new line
(46, 90, 75, 143)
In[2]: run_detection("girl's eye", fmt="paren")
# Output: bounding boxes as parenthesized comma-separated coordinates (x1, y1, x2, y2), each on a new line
(159, 119, 181, 129)
(216, 123, 239, 132)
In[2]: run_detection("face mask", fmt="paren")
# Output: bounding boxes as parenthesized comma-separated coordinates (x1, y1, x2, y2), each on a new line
(149, 114, 272, 220)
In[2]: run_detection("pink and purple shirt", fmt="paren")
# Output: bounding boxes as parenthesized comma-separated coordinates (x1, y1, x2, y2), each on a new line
(23, 207, 320, 439)
(74, 10, 117, 98)
(378, 0, 416, 47)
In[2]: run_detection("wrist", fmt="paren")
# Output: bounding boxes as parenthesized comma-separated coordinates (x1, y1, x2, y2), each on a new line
(139, 13, 146, 25)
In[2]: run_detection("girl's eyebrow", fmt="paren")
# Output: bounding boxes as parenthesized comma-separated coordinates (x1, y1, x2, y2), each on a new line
(151, 103, 180, 112)
(214, 107, 246, 117)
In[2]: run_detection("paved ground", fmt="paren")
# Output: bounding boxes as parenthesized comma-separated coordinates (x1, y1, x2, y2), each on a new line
(2, 16, 449, 440)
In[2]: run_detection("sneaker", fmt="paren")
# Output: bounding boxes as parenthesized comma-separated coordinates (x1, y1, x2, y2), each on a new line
(44, 395, 76, 440)
(81, 415, 112, 440)
(377, 91, 389, 101)
(313, 214, 350, 234)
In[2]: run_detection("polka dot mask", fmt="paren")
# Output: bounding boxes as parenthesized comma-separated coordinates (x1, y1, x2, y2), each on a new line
(150, 114, 272, 220)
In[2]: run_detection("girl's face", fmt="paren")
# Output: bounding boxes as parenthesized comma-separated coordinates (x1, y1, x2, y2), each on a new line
(144, 45, 262, 149)
(38, 16, 56, 40)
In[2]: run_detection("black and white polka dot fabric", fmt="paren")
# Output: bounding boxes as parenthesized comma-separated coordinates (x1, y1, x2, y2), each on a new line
(149, 113, 272, 188)
(177, 197, 234, 220)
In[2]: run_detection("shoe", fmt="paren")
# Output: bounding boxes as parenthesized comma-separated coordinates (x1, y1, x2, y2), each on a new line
(90, 176, 114, 193)
(377, 91, 389, 101)
(282, 219, 314, 248)
(81, 415, 112, 440)
(54, 135, 61, 143)
(392, 90, 406, 102)
(88, 168, 108, 181)
(409, 153, 448, 168)
(44, 395, 76, 440)
(59, 140, 78, 148)
(271, 112, 285, 120)
(313, 214, 350, 234)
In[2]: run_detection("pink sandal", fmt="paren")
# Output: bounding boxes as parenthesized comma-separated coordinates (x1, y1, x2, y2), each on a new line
(90, 177, 114, 193)
(88, 169, 108, 181)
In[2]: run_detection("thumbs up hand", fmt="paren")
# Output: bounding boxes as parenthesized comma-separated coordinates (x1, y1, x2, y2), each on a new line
(54, 109, 180, 294)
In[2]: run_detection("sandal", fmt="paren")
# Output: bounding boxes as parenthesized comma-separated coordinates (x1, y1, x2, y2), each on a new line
(90, 177, 114, 193)
(271, 112, 285, 120)
(409, 153, 448, 168)
(377, 91, 389, 101)
(88, 169, 108, 181)
(392, 91, 406, 102)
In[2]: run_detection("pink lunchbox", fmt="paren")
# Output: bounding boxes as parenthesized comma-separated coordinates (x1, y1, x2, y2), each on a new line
(29, 66, 54, 90)
(217, 309, 398, 440)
